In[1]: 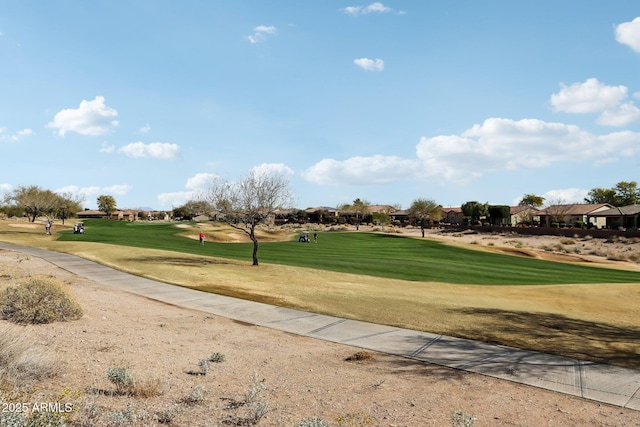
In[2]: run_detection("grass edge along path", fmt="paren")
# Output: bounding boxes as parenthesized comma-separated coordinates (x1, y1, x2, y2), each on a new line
(57, 219, 640, 285)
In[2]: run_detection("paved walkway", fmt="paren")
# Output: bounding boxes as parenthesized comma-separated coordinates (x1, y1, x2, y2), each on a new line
(1, 241, 640, 411)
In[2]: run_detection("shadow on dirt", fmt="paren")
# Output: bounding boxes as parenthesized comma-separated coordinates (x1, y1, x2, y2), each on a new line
(450, 308, 640, 370)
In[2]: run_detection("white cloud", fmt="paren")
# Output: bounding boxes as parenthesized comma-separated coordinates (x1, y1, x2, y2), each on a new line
(47, 96, 119, 136)
(250, 163, 294, 178)
(0, 183, 12, 194)
(0, 128, 34, 142)
(157, 191, 195, 208)
(615, 16, 640, 52)
(542, 188, 589, 204)
(185, 173, 218, 190)
(53, 185, 127, 205)
(302, 155, 420, 186)
(550, 78, 627, 113)
(157, 172, 218, 208)
(99, 142, 115, 153)
(550, 78, 640, 126)
(354, 57, 384, 71)
(117, 142, 180, 159)
(247, 25, 277, 44)
(303, 118, 640, 186)
(140, 124, 151, 133)
(596, 102, 640, 126)
(103, 184, 131, 196)
(343, 2, 393, 16)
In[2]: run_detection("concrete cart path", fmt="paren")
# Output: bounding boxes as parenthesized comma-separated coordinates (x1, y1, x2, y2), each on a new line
(2, 241, 639, 411)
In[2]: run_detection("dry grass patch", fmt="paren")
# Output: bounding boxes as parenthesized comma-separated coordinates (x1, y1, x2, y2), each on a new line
(0, 324, 59, 387)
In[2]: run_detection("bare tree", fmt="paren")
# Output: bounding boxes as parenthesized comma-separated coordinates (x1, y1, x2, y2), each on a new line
(544, 198, 569, 226)
(206, 170, 293, 266)
(4, 185, 59, 222)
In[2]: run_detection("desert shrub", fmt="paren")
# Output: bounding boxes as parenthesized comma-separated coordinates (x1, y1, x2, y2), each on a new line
(181, 384, 207, 406)
(107, 367, 135, 395)
(606, 252, 626, 261)
(0, 409, 28, 427)
(209, 352, 226, 363)
(627, 252, 640, 262)
(336, 412, 374, 426)
(27, 411, 67, 427)
(345, 351, 372, 361)
(0, 324, 59, 386)
(559, 238, 575, 245)
(199, 358, 211, 375)
(106, 403, 149, 426)
(242, 372, 270, 424)
(154, 405, 181, 424)
(452, 409, 475, 427)
(132, 376, 163, 398)
(0, 277, 82, 324)
(296, 417, 332, 427)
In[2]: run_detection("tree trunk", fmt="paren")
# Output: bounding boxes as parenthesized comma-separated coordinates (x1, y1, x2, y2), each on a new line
(250, 226, 259, 266)
(421, 224, 425, 238)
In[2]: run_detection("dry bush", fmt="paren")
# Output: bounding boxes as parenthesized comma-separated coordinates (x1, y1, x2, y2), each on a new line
(345, 351, 373, 362)
(0, 324, 59, 386)
(133, 376, 163, 398)
(0, 277, 83, 324)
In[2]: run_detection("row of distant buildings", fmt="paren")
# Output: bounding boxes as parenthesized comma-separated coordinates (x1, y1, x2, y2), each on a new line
(76, 203, 640, 230)
(295, 203, 640, 230)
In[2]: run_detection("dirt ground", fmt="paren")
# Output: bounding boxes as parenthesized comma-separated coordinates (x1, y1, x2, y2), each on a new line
(1, 231, 640, 426)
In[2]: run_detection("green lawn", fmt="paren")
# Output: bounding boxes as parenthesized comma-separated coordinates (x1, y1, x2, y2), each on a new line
(58, 219, 640, 285)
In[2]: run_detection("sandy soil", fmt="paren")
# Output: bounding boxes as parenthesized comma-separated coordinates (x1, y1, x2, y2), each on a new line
(1, 236, 640, 426)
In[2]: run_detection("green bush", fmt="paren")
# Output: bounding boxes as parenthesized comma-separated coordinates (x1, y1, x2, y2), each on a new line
(0, 277, 83, 324)
(107, 367, 136, 395)
(209, 352, 226, 363)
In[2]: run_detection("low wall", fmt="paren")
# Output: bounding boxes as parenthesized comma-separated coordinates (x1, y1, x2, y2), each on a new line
(448, 225, 640, 240)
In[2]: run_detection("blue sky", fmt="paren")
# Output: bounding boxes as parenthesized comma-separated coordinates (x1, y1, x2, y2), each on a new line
(2, 1, 640, 211)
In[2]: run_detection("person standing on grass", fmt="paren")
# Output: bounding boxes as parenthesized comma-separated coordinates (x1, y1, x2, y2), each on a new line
(314, 232, 318, 243)
(45, 221, 51, 235)
(199, 231, 205, 245)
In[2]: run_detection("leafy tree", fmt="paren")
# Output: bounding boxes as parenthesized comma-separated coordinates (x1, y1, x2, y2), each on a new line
(97, 195, 117, 218)
(371, 211, 391, 232)
(55, 192, 84, 224)
(614, 181, 640, 206)
(518, 194, 545, 208)
(408, 198, 442, 237)
(206, 169, 293, 266)
(488, 205, 511, 226)
(584, 181, 639, 206)
(461, 201, 489, 224)
(339, 198, 370, 231)
(173, 200, 211, 220)
(584, 187, 618, 205)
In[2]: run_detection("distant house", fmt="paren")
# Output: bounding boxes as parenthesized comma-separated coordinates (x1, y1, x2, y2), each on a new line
(509, 205, 540, 226)
(76, 209, 105, 219)
(441, 207, 463, 224)
(305, 206, 340, 220)
(588, 204, 640, 230)
(537, 203, 613, 228)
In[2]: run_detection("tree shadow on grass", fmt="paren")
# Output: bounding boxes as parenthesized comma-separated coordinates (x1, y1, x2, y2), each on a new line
(451, 308, 640, 370)
(123, 256, 231, 266)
